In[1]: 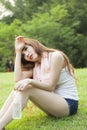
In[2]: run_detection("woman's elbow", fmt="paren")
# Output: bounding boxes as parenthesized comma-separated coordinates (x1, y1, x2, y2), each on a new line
(14, 78, 22, 82)
(14, 79, 19, 83)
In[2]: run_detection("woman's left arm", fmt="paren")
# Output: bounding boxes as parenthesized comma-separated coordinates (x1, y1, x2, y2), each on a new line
(30, 52, 64, 91)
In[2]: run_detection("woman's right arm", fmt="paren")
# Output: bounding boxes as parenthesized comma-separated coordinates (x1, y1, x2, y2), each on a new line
(14, 36, 33, 82)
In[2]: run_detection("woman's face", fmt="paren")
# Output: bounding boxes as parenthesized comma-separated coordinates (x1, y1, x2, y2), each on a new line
(22, 45, 39, 62)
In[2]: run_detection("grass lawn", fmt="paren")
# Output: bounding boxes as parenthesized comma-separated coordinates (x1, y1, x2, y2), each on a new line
(0, 68, 87, 130)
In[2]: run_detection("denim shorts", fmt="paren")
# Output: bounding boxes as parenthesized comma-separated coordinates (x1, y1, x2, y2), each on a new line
(64, 98, 78, 115)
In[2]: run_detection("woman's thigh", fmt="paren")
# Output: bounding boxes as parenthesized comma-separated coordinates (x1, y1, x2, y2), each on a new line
(28, 87, 69, 117)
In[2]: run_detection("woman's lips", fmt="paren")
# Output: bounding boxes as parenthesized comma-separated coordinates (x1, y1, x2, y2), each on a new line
(29, 54, 33, 60)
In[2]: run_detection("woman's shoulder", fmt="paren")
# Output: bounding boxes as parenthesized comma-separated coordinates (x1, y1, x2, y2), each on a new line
(50, 51, 64, 60)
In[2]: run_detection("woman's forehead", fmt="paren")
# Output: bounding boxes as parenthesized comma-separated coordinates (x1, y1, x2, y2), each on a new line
(25, 44, 29, 47)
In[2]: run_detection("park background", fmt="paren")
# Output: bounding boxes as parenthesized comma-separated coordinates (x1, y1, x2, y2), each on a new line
(0, 0, 87, 71)
(0, 0, 87, 130)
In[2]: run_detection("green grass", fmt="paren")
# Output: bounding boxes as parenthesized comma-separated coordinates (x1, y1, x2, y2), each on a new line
(0, 68, 87, 130)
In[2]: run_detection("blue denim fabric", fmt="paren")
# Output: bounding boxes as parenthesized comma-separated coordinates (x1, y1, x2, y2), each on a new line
(65, 98, 78, 115)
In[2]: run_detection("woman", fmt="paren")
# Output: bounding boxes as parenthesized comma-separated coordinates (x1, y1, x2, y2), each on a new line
(0, 36, 78, 130)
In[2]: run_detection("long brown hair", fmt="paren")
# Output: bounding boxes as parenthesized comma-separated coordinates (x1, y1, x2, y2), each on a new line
(22, 38, 75, 76)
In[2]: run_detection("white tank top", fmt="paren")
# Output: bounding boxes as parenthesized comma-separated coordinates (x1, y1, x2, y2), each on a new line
(54, 68, 78, 100)
(33, 52, 78, 100)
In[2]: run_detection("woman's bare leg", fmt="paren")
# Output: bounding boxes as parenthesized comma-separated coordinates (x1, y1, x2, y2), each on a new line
(29, 87, 69, 117)
(0, 91, 13, 118)
(0, 103, 13, 129)
(0, 89, 31, 129)
(0, 87, 69, 129)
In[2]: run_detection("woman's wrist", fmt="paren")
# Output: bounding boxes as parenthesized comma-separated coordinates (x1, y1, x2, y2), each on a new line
(24, 78, 33, 88)
(28, 78, 33, 85)
(15, 50, 22, 54)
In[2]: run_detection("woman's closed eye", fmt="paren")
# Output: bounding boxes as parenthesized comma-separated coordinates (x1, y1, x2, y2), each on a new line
(22, 46, 28, 51)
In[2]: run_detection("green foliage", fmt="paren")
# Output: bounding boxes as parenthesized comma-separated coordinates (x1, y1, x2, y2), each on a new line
(0, 0, 87, 71)
(0, 19, 24, 71)
(0, 0, 53, 23)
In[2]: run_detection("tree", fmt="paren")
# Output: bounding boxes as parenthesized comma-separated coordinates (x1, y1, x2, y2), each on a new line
(0, 19, 24, 71)
(0, 0, 53, 24)
(0, 0, 87, 71)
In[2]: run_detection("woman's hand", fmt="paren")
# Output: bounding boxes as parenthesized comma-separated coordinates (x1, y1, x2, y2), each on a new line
(14, 78, 32, 91)
(15, 36, 25, 52)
